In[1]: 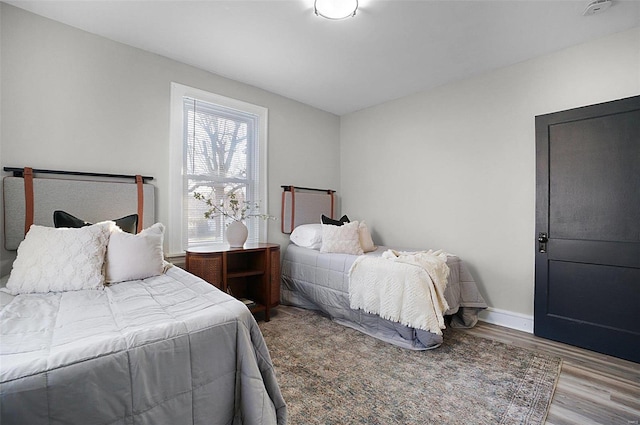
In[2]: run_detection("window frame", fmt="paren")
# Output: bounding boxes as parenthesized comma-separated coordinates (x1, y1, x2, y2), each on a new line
(168, 82, 268, 256)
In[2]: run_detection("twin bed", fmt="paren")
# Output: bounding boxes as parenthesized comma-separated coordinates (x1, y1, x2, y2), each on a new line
(0, 267, 284, 424)
(0, 170, 286, 425)
(280, 186, 487, 351)
(282, 244, 487, 350)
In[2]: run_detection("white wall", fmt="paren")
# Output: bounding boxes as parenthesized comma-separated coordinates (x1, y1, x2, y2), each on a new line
(0, 4, 340, 275)
(340, 26, 640, 323)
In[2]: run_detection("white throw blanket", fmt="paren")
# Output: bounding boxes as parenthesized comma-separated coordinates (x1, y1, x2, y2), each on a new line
(348, 249, 450, 335)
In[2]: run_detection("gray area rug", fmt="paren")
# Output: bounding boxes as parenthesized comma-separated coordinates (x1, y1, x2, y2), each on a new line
(259, 307, 561, 425)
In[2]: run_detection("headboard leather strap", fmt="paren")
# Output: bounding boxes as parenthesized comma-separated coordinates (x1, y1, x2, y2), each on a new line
(280, 190, 286, 233)
(329, 190, 335, 219)
(23, 167, 34, 235)
(290, 186, 296, 232)
(135, 175, 144, 233)
(281, 185, 295, 233)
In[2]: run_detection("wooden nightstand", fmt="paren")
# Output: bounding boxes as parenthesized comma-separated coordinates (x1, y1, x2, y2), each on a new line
(185, 243, 280, 321)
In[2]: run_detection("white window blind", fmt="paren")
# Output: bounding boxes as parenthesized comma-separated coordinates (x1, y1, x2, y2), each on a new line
(168, 83, 268, 255)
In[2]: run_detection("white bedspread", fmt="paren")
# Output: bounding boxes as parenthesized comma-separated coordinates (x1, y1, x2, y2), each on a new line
(349, 249, 450, 335)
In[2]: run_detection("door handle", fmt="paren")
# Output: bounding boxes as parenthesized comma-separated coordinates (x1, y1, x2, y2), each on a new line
(538, 232, 548, 253)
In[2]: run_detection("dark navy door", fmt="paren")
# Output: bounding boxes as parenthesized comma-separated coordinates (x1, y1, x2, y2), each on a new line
(535, 95, 640, 363)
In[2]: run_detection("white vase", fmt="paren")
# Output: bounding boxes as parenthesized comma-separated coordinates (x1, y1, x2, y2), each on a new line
(226, 220, 248, 247)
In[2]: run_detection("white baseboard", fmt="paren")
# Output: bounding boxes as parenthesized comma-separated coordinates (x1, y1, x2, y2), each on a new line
(478, 307, 534, 334)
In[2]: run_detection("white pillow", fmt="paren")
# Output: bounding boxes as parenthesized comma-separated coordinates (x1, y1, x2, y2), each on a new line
(105, 222, 165, 284)
(290, 223, 323, 250)
(358, 221, 377, 253)
(320, 221, 364, 255)
(5, 222, 112, 294)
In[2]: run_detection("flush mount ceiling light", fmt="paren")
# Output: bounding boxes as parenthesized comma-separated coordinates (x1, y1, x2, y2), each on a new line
(582, 0, 612, 15)
(314, 0, 358, 20)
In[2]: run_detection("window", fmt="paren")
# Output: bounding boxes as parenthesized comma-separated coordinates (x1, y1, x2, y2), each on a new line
(168, 83, 268, 255)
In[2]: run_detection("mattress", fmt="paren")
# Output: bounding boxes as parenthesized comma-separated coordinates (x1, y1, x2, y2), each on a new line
(0, 266, 286, 425)
(281, 244, 487, 350)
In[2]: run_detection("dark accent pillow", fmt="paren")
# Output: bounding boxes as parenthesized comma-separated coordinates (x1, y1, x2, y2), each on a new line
(53, 210, 138, 234)
(321, 214, 350, 226)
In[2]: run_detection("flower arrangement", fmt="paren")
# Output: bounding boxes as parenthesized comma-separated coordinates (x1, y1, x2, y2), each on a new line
(193, 191, 275, 223)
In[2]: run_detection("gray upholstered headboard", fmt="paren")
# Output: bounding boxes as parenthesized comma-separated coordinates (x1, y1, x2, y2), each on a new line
(4, 175, 155, 250)
(281, 186, 335, 234)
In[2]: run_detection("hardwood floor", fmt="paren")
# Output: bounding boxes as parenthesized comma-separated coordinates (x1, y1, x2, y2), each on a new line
(461, 321, 640, 425)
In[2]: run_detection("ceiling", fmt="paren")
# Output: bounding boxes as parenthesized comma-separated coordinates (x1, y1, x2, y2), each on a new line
(6, 0, 640, 115)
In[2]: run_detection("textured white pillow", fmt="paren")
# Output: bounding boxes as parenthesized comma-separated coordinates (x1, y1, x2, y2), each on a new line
(358, 221, 377, 253)
(105, 223, 165, 283)
(290, 224, 323, 250)
(5, 222, 112, 294)
(321, 221, 364, 255)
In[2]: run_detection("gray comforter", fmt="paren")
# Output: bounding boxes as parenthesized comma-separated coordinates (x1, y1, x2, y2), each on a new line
(281, 244, 487, 350)
(0, 266, 286, 425)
